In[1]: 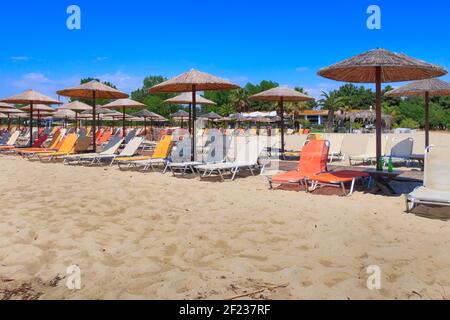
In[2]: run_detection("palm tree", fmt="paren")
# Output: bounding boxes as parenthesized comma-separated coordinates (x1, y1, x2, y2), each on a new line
(230, 89, 250, 113)
(319, 91, 345, 132)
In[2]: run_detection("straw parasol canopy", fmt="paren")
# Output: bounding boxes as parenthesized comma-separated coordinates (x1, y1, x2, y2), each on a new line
(150, 69, 239, 93)
(165, 93, 216, 134)
(385, 78, 450, 148)
(21, 104, 56, 137)
(131, 109, 164, 134)
(0, 90, 62, 146)
(318, 48, 448, 168)
(103, 99, 146, 137)
(0, 90, 62, 105)
(250, 87, 315, 155)
(58, 100, 92, 130)
(57, 80, 129, 152)
(53, 109, 76, 118)
(164, 92, 216, 105)
(199, 112, 223, 121)
(0, 102, 15, 109)
(150, 69, 239, 160)
(170, 110, 190, 129)
(0, 106, 24, 130)
(170, 110, 190, 118)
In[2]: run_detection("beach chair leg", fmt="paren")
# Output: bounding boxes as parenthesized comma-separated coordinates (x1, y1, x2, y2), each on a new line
(260, 164, 266, 175)
(163, 163, 169, 174)
(219, 169, 226, 181)
(347, 179, 357, 196)
(268, 178, 273, 190)
(249, 166, 255, 176)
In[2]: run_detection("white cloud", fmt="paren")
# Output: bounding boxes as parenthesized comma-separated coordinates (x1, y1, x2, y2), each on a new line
(10, 56, 30, 62)
(9, 72, 78, 102)
(94, 71, 143, 93)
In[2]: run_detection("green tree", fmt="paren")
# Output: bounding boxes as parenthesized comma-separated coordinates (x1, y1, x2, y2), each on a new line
(130, 76, 178, 117)
(319, 91, 346, 132)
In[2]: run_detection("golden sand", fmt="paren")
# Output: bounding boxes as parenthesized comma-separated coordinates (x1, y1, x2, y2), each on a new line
(1, 153, 450, 300)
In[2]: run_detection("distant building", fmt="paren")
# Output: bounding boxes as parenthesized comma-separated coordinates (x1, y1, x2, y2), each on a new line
(296, 110, 329, 125)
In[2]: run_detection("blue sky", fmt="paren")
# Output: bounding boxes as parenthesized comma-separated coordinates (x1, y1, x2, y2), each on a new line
(0, 0, 449, 100)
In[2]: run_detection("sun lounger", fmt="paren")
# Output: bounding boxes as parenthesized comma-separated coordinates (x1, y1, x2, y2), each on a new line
(268, 139, 329, 189)
(309, 170, 369, 196)
(324, 134, 345, 163)
(166, 134, 231, 176)
(17, 131, 67, 157)
(34, 134, 79, 161)
(0, 131, 20, 148)
(88, 137, 144, 166)
(117, 135, 174, 171)
(406, 146, 450, 212)
(63, 135, 124, 165)
(348, 135, 387, 165)
(196, 137, 268, 181)
(383, 137, 414, 166)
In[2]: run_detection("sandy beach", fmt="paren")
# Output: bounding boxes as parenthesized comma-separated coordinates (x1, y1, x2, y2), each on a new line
(1, 152, 450, 300)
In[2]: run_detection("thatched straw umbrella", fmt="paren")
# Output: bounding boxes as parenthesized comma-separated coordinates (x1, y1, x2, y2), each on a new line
(131, 109, 163, 135)
(57, 80, 128, 152)
(385, 78, 450, 148)
(81, 107, 115, 129)
(21, 104, 56, 138)
(170, 110, 190, 129)
(165, 93, 216, 134)
(103, 99, 146, 137)
(249, 87, 314, 155)
(0, 90, 62, 146)
(199, 112, 222, 120)
(58, 101, 92, 131)
(0, 103, 23, 130)
(150, 69, 239, 161)
(318, 48, 447, 169)
(52, 109, 76, 128)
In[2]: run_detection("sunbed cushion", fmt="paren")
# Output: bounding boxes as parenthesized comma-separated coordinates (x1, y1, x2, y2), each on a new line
(312, 170, 369, 183)
(409, 187, 450, 204)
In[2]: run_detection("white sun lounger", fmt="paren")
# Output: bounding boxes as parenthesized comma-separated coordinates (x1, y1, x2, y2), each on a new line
(0, 131, 20, 146)
(406, 145, 450, 212)
(196, 137, 268, 181)
(86, 137, 144, 166)
(63, 136, 124, 165)
(348, 135, 388, 165)
(166, 134, 230, 175)
(324, 134, 345, 163)
(383, 137, 414, 166)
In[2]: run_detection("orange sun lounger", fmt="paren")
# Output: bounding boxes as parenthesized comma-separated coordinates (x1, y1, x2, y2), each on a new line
(268, 139, 330, 189)
(309, 170, 369, 196)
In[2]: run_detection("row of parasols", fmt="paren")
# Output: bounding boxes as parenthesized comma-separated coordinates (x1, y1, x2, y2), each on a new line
(1, 48, 449, 165)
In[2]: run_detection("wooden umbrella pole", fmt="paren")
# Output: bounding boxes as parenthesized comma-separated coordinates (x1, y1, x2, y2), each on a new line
(279, 97, 285, 157)
(191, 86, 197, 161)
(37, 110, 41, 138)
(122, 106, 126, 138)
(424, 91, 430, 149)
(75, 112, 78, 131)
(29, 102, 33, 147)
(188, 103, 192, 134)
(7, 114, 11, 131)
(375, 66, 382, 170)
(144, 117, 147, 135)
(92, 91, 97, 153)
